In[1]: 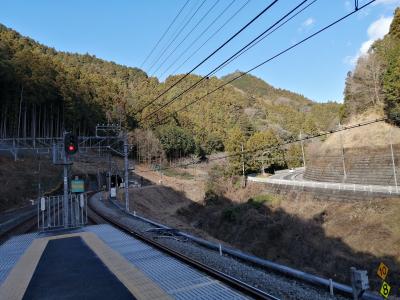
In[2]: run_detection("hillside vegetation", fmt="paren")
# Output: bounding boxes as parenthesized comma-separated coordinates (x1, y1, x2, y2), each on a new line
(344, 7, 400, 125)
(0, 23, 341, 165)
(222, 72, 341, 137)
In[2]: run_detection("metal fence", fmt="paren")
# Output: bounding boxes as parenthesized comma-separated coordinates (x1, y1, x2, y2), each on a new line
(37, 194, 87, 231)
(247, 176, 400, 195)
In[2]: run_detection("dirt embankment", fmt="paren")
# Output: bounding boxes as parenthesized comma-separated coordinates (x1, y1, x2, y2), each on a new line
(0, 156, 62, 212)
(135, 164, 206, 202)
(131, 166, 400, 295)
(179, 190, 400, 291)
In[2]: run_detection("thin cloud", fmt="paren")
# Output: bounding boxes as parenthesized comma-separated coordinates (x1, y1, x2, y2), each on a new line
(374, 0, 400, 5)
(298, 17, 315, 32)
(303, 17, 315, 27)
(345, 15, 392, 66)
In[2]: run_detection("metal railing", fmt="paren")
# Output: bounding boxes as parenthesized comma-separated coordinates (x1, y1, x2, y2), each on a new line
(248, 176, 400, 195)
(37, 194, 87, 231)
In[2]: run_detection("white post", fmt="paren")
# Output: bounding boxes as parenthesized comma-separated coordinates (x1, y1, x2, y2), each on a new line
(389, 127, 398, 193)
(329, 278, 334, 296)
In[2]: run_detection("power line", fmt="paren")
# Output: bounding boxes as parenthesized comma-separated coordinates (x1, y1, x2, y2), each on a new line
(210, 0, 318, 77)
(170, 0, 250, 76)
(141, 0, 309, 122)
(147, 0, 207, 75)
(141, 118, 387, 173)
(146, 0, 199, 74)
(150, 0, 376, 127)
(140, 0, 191, 69)
(152, 0, 221, 77)
(159, 0, 237, 78)
(134, 0, 279, 116)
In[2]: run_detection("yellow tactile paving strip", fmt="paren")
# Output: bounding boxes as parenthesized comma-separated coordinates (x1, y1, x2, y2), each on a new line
(0, 238, 47, 300)
(0, 232, 172, 300)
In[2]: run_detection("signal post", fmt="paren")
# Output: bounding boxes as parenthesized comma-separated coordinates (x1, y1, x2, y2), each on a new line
(62, 131, 78, 226)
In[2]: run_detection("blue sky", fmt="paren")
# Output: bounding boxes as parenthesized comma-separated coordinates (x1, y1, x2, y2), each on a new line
(1, 0, 399, 103)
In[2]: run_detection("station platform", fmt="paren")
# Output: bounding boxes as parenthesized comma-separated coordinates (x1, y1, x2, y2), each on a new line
(0, 224, 249, 300)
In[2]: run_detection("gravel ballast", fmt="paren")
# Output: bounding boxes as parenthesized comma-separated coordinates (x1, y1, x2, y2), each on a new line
(89, 192, 352, 300)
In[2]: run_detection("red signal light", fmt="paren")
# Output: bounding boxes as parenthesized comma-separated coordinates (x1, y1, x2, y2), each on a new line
(64, 133, 78, 155)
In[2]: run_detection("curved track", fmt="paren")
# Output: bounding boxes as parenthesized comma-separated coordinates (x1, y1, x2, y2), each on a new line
(88, 199, 280, 300)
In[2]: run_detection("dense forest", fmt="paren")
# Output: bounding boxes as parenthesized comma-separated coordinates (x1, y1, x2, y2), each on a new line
(344, 8, 400, 124)
(222, 72, 341, 137)
(0, 22, 342, 171)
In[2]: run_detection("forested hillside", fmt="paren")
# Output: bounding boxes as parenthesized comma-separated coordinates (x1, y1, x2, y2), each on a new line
(222, 72, 341, 137)
(343, 7, 400, 125)
(0, 23, 340, 164)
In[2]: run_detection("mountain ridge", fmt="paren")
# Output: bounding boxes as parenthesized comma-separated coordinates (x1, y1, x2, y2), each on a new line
(0, 22, 340, 155)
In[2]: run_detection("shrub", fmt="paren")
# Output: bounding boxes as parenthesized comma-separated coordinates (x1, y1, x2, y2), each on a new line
(222, 206, 242, 222)
(204, 189, 223, 206)
(248, 194, 281, 207)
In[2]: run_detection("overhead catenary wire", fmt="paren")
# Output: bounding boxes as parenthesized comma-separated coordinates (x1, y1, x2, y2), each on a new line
(159, 0, 237, 79)
(210, 0, 319, 77)
(140, 0, 310, 122)
(141, 118, 387, 173)
(170, 0, 251, 76)
(152, 0, 221, 77)
(140, 0, 191, 69)
(150, 0, 377, 127)
(134, 0, 280, 115)
(147, 0, 206, 74)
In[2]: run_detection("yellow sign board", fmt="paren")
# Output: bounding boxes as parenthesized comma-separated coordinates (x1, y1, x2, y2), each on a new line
(71, 179, 85, 193)
(380, 281, 391, 299)
(377, 262, 389, 281)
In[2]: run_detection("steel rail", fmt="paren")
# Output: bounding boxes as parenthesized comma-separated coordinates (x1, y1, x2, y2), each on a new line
(0, 209, 37, 244)
(88, 197, 280, 300)
(96, 194, 382, 300)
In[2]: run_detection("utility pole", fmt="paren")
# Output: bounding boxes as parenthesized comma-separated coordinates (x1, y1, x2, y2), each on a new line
(63, 132, 69, 226)
(241, 143, 246, 188)
(339, 121, 347, 181)
(159, 155, 163, 183)
(108, 151, 111, 195)
(123, 131, 130, 211)
(37, 157, 41, 199)
(300, 131, 306, 168)
(389, 127, 398, 192)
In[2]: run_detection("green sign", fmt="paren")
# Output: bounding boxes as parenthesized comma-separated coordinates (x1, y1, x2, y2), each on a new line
(71, 179, 85, 193)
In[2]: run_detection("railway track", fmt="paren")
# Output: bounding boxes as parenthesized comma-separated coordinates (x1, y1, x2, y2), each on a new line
(1, 193, 380, 300)
(0, 209, 37, 244)
(88, 193, 386, 300)
(88, 199, 279, 300)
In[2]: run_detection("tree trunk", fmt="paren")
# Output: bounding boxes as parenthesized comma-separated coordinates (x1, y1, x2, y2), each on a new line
(17, 86, 24, 138)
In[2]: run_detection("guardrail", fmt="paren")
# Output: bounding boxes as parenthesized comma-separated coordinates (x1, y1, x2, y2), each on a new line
(248, 176, 400, 195)
(273, 167, 305, 175)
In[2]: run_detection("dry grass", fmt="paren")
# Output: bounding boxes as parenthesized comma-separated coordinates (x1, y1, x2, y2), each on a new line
(178, 185, 400, 292)
(135, 164, 206, 202)
(318, 111, 400, 154)
(112, 164, 400, 294)
(279, 196, 400, 262)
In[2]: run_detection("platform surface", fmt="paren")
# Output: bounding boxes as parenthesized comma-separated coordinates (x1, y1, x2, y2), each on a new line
(23, 236, 135, 300)
(0, 224, 249, 300)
